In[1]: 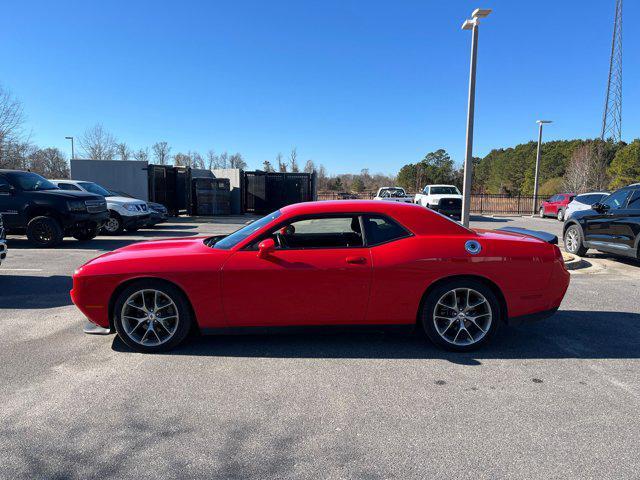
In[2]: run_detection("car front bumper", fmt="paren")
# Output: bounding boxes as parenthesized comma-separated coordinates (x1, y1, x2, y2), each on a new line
(122, 214, 150, 229)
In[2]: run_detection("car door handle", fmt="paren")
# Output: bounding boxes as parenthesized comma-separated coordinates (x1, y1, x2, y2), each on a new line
(346, 256, 367, 265)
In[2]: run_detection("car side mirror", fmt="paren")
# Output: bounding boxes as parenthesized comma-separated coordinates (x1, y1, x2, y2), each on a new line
(592, 202, 609, 213)
(257, 238, 276, 258)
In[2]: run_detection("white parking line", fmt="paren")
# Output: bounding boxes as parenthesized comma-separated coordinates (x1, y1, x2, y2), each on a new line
(1, 268, 44, 272)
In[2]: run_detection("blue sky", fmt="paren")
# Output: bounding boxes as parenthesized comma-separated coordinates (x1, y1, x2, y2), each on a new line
(2, 0, 638, 174)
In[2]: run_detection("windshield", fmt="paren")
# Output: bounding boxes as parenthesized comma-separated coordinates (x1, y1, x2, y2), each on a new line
(430, 186, 460, 195)
(78, 182, 111, 196)
(379, 188, 405, 198)
(6, 172, 58, 191)
(210, 210, 282, 250)
(109, 190, 132, 198)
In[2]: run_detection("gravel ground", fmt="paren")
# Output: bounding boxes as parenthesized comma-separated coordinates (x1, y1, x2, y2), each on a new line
(1, 215, 639, 480)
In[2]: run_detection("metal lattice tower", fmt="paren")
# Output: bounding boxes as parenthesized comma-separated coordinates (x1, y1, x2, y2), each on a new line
(601, 0, 623, 143)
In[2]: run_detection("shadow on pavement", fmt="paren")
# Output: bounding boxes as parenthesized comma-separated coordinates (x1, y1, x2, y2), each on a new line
(586, 252, 640, 268)
(7, 229, 200, 251)
(0, 274, 72, 309)
(111, 309, 640, 364)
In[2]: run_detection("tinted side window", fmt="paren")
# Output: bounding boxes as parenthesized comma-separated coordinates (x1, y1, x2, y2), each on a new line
(265, 216, 364, 249)
(57, 183, 81, 191)
(0, 176, 10, 192)
(363, 215, 410, 246)
(627, 190, 640, 209)
(603, 189, 631, 210)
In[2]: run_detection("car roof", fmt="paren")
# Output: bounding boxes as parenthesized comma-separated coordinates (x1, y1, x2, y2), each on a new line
(280, 201, 469, 235)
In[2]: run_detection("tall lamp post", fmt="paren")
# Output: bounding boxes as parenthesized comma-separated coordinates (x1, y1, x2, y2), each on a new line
(532, 120, 552, 216)
(460, 8, 491, 227)
(65, 136, 75, 160)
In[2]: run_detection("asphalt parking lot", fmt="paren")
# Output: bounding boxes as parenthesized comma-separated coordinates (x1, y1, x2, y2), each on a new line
(1, 215, 639, 479)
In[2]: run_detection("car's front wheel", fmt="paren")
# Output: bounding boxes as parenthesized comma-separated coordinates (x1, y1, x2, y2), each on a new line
(539, 207, 545, 218)
(557, 209, 565, 221)
(26, 216, 63, 247)
(113, 280, 193, 353)
(564, 225, 588, 256)
(72, 223, 99, 241)
(421, 280, 500, 351)
(102, 212, 124, 235)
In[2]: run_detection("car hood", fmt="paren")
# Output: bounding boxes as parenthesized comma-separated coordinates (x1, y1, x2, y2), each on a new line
(106, 195, 146, 205)
(30, 189, 104, 201)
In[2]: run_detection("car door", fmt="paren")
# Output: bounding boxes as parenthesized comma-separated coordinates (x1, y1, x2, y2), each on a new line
(606, 188, 640, 256)
(543, 195, 556, 215)
(584, 188, 632, 253)
(221, 215, 373, 327)
(0, 175, 23, 229)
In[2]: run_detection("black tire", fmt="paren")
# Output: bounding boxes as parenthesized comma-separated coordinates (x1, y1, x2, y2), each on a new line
(564, 224, 588, 256)
(113, 279, 193, 353)
(72, 223, 99, 241)
(26, 216, 63, 247)
(420, 279, 501, 352)
(557, 209, 565, 221)
(102, 211, 124, 235)
(539, 207, 545, 218)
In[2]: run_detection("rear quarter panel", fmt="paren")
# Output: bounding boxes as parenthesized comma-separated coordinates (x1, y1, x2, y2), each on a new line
(366, 233, 563, 324)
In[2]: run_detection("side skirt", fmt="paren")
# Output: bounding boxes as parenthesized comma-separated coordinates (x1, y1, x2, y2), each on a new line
(201, 323, 416, 336)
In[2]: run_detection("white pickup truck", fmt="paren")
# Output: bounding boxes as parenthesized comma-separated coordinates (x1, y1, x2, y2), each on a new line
(374, 187, 413, 203)
(414, 184, 463, 219)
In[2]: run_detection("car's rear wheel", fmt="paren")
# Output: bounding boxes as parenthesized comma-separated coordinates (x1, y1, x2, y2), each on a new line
(539, 207, 545, 218)
(26, 216, 63, 247)
(557, 209, 565, 221)
(421, 280, 500, 351)
(564, 225, 588, 256)
(113, 280, 193, 353)
(102, 212, 124, 235)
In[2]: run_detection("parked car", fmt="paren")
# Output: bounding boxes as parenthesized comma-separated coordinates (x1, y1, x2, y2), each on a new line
(51, 180, 150, 234)
(374, 187, 413, 203)
(72, 200, 569, 353)
(414, 185, 462, 219)
(539, 193, 576, 221)
(0, 170, 109, 247)
(0, 213, 7, 266)
(109, 190, 169, 226)
(563, 184, 640, 259)
(564, 192, 609, 220)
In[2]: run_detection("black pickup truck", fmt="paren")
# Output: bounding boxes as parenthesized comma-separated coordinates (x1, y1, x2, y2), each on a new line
(0, 170, 109, 247)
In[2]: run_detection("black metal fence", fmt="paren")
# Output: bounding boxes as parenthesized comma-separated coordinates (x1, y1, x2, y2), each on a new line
(317, 191, 538, 215)
(243, 172, 315, 214)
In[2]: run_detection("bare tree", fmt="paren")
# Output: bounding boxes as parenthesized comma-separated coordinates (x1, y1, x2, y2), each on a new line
(317, 164, 328, 189)
(229, 153, 247, 169)
(1, 140, 35, 170)
(28, 148, 69, 178)
(133, 147, 149, 162)
(152, 141, 171, 165)
(564, 143, 609, 193)
(207, 150, 219, 170)
(289, 147, 299, 172)
(218, 152, 229, 169)
(116, 142, 132, 161)
(173, 152, 191, 167)
(79, 124, 117, 160)
(276, 153, 287, 172)
(0, 85, 25, 147)
(303, 159, 315, 174)
(191, 151, 205, 169)
(262, 160, 275, 172)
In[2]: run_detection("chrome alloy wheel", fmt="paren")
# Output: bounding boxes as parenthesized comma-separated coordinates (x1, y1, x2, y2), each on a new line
(120, 289, 179, 346)
(104, 217, 120, 233)
(565, 228, 580, 254)
(433, 288, 492, 346)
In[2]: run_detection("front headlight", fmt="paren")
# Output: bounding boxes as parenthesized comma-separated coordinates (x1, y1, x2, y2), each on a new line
(123, 203, 139, 212)
(67, 200, 87, 212)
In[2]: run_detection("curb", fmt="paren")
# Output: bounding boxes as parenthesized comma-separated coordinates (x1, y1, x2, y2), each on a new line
(563, 253, 590, 271)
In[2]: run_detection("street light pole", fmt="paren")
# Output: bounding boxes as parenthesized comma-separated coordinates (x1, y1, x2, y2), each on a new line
(532, 120, 552, 215)
(460, 8, 491, 228)
(65, 136, 75, 160)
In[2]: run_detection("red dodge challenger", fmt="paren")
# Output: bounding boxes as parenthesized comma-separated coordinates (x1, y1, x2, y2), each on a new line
(71, 201, 569, 352)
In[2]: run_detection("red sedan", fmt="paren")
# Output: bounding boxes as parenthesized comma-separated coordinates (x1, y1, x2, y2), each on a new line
(71, 201, 569, 352)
